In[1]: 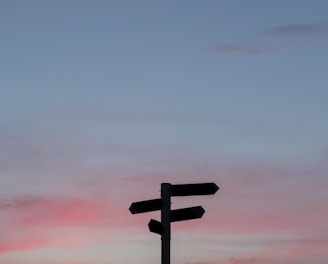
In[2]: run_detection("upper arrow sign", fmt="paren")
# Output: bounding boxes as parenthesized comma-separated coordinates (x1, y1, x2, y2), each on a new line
(170, 206, 205, 222)
(171, 183, 219, 196)
(129, 198, 162, 214)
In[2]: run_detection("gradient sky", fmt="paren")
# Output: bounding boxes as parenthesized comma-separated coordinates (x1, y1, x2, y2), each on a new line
(1, 1, 328, 264)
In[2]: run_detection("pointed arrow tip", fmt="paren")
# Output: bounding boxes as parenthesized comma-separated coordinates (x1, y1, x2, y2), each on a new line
(214, 183, 219, 193)
(200, 206, 205, 217)
(128, 203, 134, 214)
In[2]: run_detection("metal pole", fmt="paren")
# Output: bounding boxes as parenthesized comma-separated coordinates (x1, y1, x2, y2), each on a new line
(161, 183, 171, 264)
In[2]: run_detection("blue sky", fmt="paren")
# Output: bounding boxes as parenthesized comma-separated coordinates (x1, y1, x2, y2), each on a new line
(1, 1, 328, 264)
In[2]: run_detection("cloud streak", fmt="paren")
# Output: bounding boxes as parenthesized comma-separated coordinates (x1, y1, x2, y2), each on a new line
(0, 260, 98, 264)
(263, 23, 328, 37)
(210, 44, 267, 56)
(0, 195, 111, 254)
(186, 257, 274, 264)
(0, 196, 47, 210)
(211, 22, 328, 57)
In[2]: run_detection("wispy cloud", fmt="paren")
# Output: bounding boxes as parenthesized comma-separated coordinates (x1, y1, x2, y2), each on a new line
(0, 192, 151, 254)
(0, 196, 109, 227)
(210, 44, 268, 56)
(282, 236, 328, 258)
(211, 22, 328, 57)
(0, 259, 98, 264)
(67, 110, 265, 129)
(0, 240, 51, 254)
(186, 257, 274, 264)
(0, 196, 47, 210)
(184, 234, 328, 263)
(0, 196, 107, 254)
(263, 23, 328, 37)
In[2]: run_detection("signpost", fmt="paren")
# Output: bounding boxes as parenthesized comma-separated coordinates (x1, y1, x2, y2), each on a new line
(129, 182, 219, 264)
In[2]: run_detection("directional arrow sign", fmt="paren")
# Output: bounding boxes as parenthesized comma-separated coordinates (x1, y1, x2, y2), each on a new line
(148, 219, 162, 235)
(171, 183, 219, 196)
(170, 206, 205, 222)
(129, 198, 162, 214)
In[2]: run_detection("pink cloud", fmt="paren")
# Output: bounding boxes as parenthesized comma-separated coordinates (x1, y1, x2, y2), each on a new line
(0, 229, 102, 255)
(184, 235, 328, 264)
(0, 192, 157, 254)
(0, 196, 47, 210)
(0, 260, 97, 264)
(226, 258, 272, 264)
(0, 240, 48, 254)
(0, 196, 107, 227)
(210, 44, 268, 56)
(186, 257, 274, 264)
(283, 237, 328, 258)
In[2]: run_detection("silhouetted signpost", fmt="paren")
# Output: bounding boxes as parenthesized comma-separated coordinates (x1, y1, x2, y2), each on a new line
(129, 182, 219, 264)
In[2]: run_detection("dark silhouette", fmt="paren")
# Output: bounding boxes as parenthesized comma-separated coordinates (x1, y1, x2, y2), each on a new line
(129, 182, 219, 264)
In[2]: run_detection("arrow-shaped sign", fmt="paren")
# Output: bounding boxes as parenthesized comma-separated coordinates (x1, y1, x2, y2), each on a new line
(148, 219, 162, 235)
(171, 183, 219, 196)
(129, 198, 162, 214)
(170, 206, 205, 222)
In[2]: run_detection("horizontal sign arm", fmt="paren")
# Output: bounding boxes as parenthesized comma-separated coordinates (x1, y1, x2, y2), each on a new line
(170, 206, 205, 222)
(171, 183, 219, 196)
(129, 198, 162, 214)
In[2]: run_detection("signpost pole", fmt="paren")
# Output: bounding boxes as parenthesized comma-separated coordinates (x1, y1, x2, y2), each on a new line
(161, 183, 171, 264)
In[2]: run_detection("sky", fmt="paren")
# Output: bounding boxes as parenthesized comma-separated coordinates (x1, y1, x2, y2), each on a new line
(0, 1, 328, 264)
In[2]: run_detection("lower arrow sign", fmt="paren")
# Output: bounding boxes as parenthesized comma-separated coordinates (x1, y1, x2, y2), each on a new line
(148, 219, 162, 235)
(170, 206, 205, 222)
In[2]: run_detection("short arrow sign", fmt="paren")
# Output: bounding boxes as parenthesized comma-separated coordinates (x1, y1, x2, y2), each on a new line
(170, 206, 205, 222)
(171, 183, 219, 196)
(148, 219, 162, 235)
(129, 199, 162, 214)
